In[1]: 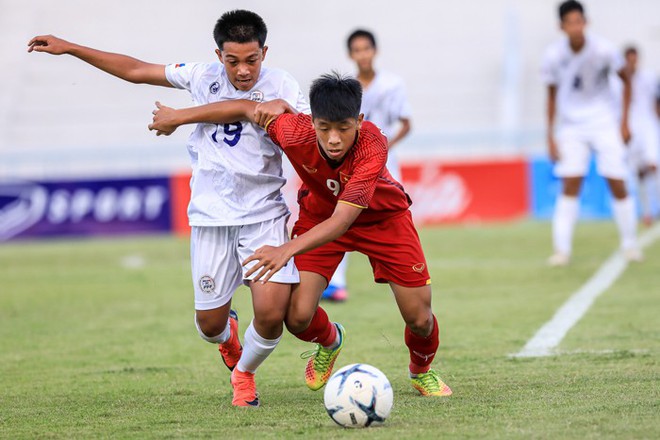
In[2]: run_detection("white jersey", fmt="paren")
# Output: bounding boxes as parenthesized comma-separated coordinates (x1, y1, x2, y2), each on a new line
(630, 69, 659, 127)
(165, 63, 309, 226)
(360, 71, 412, 140)
(541, 34, 624, 128)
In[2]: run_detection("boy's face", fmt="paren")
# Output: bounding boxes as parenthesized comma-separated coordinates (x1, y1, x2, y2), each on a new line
(312, 115, 364, 162)
(349, 36, 376, 72)
(216, 41, 267, 91)
(625, 52, 638, 70)
(560, 10, 586, 42)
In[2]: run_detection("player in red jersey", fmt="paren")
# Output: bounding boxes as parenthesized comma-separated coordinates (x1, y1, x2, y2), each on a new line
(149, 72, 452, 397)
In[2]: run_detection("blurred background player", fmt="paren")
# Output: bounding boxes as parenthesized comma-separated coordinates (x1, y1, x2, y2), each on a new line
(621, 46, 660, 226)
(541, 0, 641, 266)
(28, 10, 309, 407)
(322, 29, 413, 301)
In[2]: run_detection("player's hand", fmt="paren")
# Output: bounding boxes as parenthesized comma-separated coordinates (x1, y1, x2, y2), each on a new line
(253, 99, 296, 127)
(27, 35, 72, 55)
(242, 244, 293, 283)
(148, 101, 179, 136)
(548, 135, 560, 162)
(621, 121, 631, 145)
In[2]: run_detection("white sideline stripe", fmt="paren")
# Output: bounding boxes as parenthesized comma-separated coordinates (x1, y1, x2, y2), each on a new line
(512, 223, 660, 358)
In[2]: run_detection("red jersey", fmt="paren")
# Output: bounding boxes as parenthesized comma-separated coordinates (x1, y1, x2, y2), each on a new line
(267, 113, 411, 225)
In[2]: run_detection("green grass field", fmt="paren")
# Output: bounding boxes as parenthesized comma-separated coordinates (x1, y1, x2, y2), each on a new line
(1, 221, 658, 439)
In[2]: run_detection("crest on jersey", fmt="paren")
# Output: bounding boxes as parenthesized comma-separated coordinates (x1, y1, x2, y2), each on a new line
(250, 90, 264, 102)
(209, 82, 220, 94)
(302, 164, 318, 174)
(339, 172, 351, 183)
(199, 275, 216, 293)
(412, 263, 426, 273)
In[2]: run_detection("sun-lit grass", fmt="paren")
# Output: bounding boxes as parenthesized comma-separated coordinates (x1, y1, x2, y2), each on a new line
(1, 221, 658, 439)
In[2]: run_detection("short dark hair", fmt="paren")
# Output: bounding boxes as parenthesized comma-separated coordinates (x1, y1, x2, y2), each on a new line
(559, 0, 584, 20)
(309, 72, 362, 121)
(624, 45, 638, 56)
(347, 29, 377, 52)
(213, 10, 267, 50)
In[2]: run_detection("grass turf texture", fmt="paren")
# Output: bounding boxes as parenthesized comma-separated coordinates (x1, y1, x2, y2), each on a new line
(1, 221, 658, 439)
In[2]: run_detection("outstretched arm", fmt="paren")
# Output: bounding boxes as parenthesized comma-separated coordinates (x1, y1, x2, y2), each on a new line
(27, 34, 171, 87)
(148, 99, 296, 136)
(243, 203, 363, 283)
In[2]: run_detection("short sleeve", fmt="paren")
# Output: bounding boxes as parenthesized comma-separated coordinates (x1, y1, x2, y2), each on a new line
(608, 47, 625, 74)
(278, 73, 311, 114)
(165, 62, 197, 90)
(390, 80, 412, 120)
(540, 48, 559, 86)
(266, 113, 313, 148)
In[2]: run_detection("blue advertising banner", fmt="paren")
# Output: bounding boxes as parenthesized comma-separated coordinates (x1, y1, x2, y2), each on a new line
(529, 156, 614, 220)
(0, 177, 172, 241)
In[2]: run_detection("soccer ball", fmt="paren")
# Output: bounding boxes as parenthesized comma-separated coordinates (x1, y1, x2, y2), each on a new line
(323, 363, 393, 428)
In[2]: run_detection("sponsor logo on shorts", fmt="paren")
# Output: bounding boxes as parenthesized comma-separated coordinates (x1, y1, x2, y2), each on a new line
(412, 263, 426, 273)
(199, 275, 215, 293)
(302, 164, 317, 174)
(250, 90, 264, 102)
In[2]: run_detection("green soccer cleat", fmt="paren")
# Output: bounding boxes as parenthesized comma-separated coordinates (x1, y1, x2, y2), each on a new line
(410, 369, 453, 396)
(301, 323, 345, 391)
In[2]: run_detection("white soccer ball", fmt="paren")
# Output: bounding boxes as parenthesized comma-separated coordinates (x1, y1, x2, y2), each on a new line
(323, 363, 394, 428)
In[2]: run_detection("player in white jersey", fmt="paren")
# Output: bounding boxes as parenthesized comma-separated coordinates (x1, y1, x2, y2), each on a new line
(28, 10, 309, 407)
(621, 46, 660, 225)
(321, 29, 413, 302)
(541, 0, 640, 266)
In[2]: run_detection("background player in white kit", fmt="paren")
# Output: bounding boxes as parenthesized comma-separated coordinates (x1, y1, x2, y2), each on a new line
(28, 10, 309, 407)
(621, 46, 660, 226)
(541, 0, 640, 266)
(322, 29, 413, 301)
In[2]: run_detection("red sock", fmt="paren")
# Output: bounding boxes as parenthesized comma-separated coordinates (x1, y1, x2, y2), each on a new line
(405, 314, 439, 375)
(293, 307, 337, 347)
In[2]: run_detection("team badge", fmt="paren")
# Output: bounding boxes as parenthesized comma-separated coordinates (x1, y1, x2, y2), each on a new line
(412, 263, 426, 273)
(339, 172, 351, 183)
(199, 275, 215, 293)
(250, 90, 264, 102)
(209, 82, 220, 94)
(302, 164, 317, 174)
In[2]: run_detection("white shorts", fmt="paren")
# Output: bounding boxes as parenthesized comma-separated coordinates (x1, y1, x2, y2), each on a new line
(190, 214, 299, 311)
(554, 125, 628, 179)
(628, 122, 660, 170)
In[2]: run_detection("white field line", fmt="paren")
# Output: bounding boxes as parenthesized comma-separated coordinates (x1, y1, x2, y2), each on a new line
(512, 223, 660, 358)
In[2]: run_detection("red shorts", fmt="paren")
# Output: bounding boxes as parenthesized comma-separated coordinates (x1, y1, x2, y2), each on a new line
(292, 210, 431, 287)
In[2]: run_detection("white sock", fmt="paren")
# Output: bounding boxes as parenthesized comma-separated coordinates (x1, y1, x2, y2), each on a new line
(638, 174, 653, 220)
(612, 196, 638, 250)
(236, 320, 281, 374)
(328, 254, 349, 289)
(327, 324, 342, 350)
(194, 314, 230, 344)
(552, 195, 579, 255)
